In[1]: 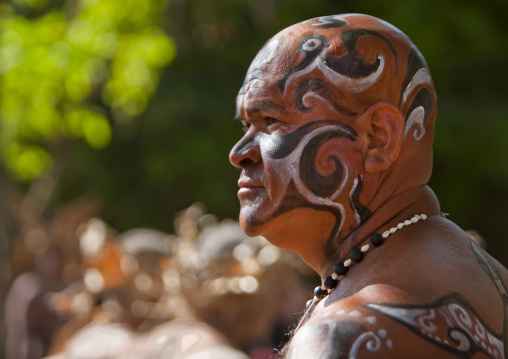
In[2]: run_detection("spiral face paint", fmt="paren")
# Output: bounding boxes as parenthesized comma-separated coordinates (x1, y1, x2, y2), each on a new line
(232, 118, 357, 241)
(230, 14, 437, 243)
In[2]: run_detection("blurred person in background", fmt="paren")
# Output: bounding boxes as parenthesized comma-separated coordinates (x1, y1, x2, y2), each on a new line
(28, 204, 312, 359)
(5, 199, 95, 359)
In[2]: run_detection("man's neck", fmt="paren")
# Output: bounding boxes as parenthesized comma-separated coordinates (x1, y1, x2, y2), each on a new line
(319, 184, 441, 279)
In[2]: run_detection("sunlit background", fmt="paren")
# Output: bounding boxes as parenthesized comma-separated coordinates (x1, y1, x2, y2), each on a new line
(0, 0, 507, 357)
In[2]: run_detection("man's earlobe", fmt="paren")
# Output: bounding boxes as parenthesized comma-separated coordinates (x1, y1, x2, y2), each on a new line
(362, 103, 404, 173)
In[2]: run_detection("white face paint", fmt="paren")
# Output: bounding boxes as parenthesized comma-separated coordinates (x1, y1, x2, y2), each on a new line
(259, 123, 351, 208)
(402, 67, 433, 141)
(349, 330, 391, 356)
(236, 35, 283, 111)
(350, 176, 362, 223)
(402, 68, 432, 105)
(405, 106, 426, 140)
(231, 117, 357, 239)
(310, 15, 350, 28)
(281, 37, 386, 97)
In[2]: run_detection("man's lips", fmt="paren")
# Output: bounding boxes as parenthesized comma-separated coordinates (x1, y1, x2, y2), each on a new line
(238, 179, 263, 189)
(238, 174, 263, 189)
(237, 175, 265, 198)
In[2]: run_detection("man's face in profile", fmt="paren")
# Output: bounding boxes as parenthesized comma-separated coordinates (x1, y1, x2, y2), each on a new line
(229, 15, 436, 246)
(229, 18, 368, 242)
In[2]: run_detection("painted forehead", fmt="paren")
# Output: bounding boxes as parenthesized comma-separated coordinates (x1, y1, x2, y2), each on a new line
(238, 14, 435, 129)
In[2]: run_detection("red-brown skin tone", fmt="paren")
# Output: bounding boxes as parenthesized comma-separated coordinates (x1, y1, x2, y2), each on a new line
(230, 14, 508, 358)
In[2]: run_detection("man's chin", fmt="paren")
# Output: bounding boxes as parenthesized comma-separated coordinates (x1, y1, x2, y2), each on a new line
(238, 205, 273, 237)
(238, 215, 265, 237)
(237, 193, 281, 236)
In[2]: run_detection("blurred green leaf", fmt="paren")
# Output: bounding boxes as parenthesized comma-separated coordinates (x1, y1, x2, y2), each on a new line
(0, 0, 175, 180)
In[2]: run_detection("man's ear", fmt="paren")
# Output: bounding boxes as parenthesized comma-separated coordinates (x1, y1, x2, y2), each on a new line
(359, 103, 404, 173)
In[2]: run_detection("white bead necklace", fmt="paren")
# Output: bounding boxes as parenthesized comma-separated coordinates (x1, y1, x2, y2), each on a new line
(302, 213, 428, 320)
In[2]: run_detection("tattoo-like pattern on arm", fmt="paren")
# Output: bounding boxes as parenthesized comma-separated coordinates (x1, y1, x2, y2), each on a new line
(470, 239, 508, 357)
(364, 240, 508, 358)
(366, 294, 505, 358)
(286, 319, 393, 359)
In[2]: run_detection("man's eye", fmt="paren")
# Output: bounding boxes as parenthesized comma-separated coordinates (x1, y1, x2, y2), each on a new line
(265, 117, 280, 127)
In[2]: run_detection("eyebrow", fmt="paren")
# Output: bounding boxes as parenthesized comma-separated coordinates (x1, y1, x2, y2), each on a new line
(245, 101, 280, 112)
(234, 101, 282, 122)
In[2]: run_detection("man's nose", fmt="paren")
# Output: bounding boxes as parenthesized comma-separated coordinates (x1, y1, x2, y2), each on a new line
(229, 134, 262, 169)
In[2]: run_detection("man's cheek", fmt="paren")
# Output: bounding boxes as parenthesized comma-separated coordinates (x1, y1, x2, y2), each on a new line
(262, 164, 288, 203)
(298, 134, 348, 199)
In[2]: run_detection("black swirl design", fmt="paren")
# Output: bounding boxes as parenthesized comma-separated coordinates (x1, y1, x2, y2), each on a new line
(349, 175, 371, 224)
(400, 46, 431, 103)
(470, 240, 508, 358)
(269, 179, 344, 253)
(279, 29, 398, 93)
(329, 29, 391, 77)
(293, 77, 357, 116)
(366, 244, 508, 359)
(400, 46, 434, 126)
(265, 120, 357, 160)
(266, 120, 358, 246)
(299, 132, 347, 198)
(279, 34, 329, 92)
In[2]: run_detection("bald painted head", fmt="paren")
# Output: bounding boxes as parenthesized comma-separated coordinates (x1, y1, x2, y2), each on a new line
(230, 14, 437, 249)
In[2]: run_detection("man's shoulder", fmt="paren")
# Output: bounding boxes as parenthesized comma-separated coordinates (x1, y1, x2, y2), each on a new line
(286, 291, 416, 359)
(285, 285, 506, 359)
(286, 299, 391, 358)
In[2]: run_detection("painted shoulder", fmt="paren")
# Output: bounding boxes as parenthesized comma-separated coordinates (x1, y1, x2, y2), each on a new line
(286, 296, 502, 359)
(286, 239, 508, 359)
(286, 306, 397, 359)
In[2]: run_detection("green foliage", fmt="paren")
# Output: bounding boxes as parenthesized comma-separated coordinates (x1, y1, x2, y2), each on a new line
(0, 0, 175, 181)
